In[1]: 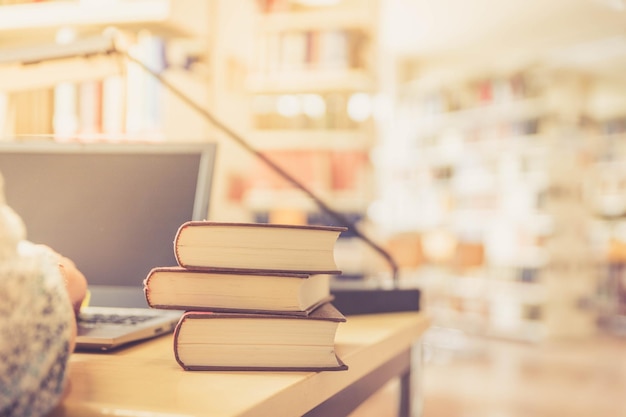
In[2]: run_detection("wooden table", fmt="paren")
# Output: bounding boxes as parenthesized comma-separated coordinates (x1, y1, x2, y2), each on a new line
(50, 312, 430, 417)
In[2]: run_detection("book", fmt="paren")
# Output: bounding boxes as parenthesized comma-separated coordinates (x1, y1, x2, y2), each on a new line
(173, 221, 347, 274)
(173, 301, 348, 371)
(101, 74, 125, 135)
(78, 79, 102, 136)
(53, 81, 78, 138)
(279, 30, 307, 72)
(144, 266, 333, 316)
(317, 29, 349, 71)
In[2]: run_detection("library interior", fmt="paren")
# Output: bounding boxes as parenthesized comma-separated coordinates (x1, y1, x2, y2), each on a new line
(1, 0, 626, 416)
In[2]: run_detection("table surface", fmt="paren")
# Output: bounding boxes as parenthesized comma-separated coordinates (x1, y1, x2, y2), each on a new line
(50, 311, 430, 417)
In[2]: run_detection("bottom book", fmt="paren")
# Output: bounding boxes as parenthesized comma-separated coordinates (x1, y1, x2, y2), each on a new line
(173, 302, 348, 371)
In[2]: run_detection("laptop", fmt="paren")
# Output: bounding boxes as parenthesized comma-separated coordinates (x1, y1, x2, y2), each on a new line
(0, 139, 217, 350)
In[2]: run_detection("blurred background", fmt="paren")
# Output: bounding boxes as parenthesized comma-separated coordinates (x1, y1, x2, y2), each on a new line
(1, 0, 626, 415)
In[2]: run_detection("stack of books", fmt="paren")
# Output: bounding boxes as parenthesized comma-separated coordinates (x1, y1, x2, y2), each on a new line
(143, 220, 349, 372)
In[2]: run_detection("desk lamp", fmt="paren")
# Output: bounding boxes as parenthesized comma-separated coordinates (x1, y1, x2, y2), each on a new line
(0, 32, 420, 314)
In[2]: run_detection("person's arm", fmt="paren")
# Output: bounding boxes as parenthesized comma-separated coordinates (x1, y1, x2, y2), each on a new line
(17, 243, 88, 351)
(0, 172, 88, 416)
(0, 253, 77, 417)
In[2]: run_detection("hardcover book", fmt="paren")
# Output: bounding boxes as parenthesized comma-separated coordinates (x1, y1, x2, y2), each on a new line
(144, 266, 332, 316)
(173, 221, 347, 274)
(173, 302, 348, 371)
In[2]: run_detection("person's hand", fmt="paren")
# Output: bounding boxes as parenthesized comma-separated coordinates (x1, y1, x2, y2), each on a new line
(18, 242, 88, 351)
(18, 242, 88, 314)
(57, 253, 87, 354)
(29, 244, 88, 351)
(58, 255, 88, 316)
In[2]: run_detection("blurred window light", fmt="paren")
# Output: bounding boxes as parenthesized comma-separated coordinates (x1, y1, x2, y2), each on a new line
(301, 94, 326, 118)
(276, 94, 301, 117)
(56, 27, 77, 44)
(347, 92, 372, 122)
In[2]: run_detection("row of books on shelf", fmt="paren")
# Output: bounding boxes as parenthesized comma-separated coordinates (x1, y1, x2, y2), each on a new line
(249, 148, 371, 192)
(401, 72, 538, 116)
(254, 28, 369, 74)
(143, 220, 350, 371)
(0, 31, 168, 139)
(3, 76, 163, 139)
(598, 115, 626, 136)
(411, 118, 545, 149)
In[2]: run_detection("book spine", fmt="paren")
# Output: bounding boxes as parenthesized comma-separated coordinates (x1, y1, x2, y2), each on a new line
(142, 271, 155, 308)
(172, 313, 188, 371)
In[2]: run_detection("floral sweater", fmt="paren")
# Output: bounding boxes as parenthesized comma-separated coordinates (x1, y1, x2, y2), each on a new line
(0, 173, 73, 417)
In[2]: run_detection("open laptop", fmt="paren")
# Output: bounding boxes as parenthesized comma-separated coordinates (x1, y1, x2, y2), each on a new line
(0, 139, 217, 350)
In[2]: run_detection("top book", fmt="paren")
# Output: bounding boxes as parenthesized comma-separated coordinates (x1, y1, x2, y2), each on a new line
(173, 221, 347, 274)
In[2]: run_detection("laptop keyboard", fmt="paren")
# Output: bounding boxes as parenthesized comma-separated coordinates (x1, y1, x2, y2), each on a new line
(78, 312, 156, 327)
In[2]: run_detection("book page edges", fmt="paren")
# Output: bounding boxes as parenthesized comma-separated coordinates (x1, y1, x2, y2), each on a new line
(176, 265, 342, 275)
(146, 266, 312, 278)
(147, 295, 335, 317)
(171, 302, 347, 372)
(177, 301, 345, 322)
(176, 356, 348, 372)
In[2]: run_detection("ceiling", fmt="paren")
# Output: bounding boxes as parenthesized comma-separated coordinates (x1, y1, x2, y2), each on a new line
(380, 0, 626, 77)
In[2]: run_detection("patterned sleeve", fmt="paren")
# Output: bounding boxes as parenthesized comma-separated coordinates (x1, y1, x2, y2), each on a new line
(0, 169, 74, 417)
(0, 254, 74, 417)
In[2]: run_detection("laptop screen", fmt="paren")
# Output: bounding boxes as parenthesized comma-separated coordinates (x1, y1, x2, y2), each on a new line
(0, 140, 216, 294)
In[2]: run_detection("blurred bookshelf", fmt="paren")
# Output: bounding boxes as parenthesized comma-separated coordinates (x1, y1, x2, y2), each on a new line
(371, 64, 626, 341)
(0, 0, 258, 221)
(0, 0, 213, 142)
(237, 0, 383, 277)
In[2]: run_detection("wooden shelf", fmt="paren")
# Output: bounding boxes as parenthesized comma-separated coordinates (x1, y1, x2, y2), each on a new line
(256, 6, 375, 32)
(244, 188, 370, 212)
(0, 53, 118, 92)
(247, 69, 375, 93)
(403, 98, 550, 137)
(0, 0, 210, 39)
(243, 0, 379, 219)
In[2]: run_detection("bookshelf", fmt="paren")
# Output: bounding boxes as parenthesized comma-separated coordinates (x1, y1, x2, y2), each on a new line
(0, 0, 267, 222)
(0, 0, 214, 141)
(582, 79, 626, 335)
(377, 65, 603, 341)
(242, 0, 378, 215)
